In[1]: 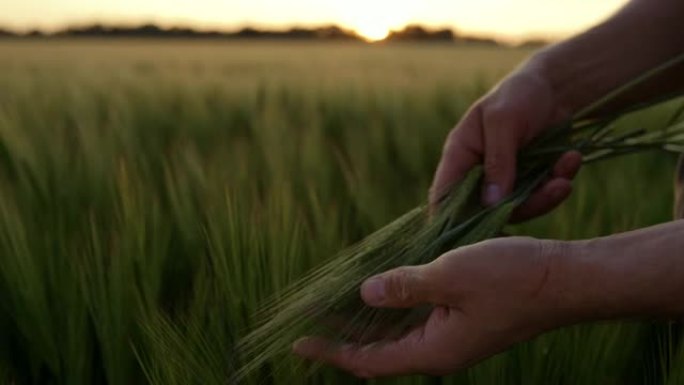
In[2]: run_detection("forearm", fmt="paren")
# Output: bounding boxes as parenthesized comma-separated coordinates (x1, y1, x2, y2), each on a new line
(556, 220, 684, 323)
(527, 0, 684, 118)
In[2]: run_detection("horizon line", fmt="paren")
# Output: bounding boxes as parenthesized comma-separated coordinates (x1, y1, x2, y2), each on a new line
(0, 20, 566, 44)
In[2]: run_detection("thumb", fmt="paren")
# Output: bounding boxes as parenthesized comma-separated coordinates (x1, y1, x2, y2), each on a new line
(360, 265, 436, 308)
(482, 119, 518, 206)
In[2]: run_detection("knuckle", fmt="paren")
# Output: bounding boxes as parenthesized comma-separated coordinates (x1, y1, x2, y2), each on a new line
(483, 105, 507, 123)
(447, 105, 481, 142)
(446, 125, 460, 140)
(441, 137, 459, 155)
(483, 100, 522, 126)
(482, 104, 527, 144)
(482, 104, 515, 129)
(386, 268, 414, 303)
(442, 128, 467, 154)
(484, 151, 502, 174)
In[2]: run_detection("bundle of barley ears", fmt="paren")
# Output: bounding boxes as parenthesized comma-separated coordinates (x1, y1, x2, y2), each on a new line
(236, 53, 684, 380)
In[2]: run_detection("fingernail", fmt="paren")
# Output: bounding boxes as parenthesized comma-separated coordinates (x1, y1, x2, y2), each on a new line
(484, 184, 503, 206)
(361, 277, 386, 304)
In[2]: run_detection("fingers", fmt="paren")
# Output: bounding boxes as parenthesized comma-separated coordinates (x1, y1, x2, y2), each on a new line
(429, 109, 483, 209)
(511, 151, 582, 222)
(482, 113, 519, 206)
(552, 150, 583, 180)
(294, 308, 462, 378)
(510, 178, 573, 222)
(430, 100, 580, 220)
(292, 332, 429, 378)
(360, 265, 442, 308)
(318, 313, 390, 343)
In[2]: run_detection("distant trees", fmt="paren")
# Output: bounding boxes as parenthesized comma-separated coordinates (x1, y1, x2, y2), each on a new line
(0, 24, 364, 41)
(0, 23, 548, 47)
(233, 25, 360, 40)
(384, 24, 505, 46)
(385, 25, 455, 42)
(57, 24, 235, 39)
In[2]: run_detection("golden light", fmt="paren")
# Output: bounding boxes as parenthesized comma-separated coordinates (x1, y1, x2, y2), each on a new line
(332, 0, 418, 42)
(355, 23, 390, 41)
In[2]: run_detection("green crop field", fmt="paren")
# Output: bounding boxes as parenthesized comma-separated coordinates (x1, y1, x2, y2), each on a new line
(0, 40, 682, 385)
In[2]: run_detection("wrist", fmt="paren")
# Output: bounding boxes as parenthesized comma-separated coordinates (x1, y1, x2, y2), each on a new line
(551, 224, 684, 324)
(539, 237, 653, 326)
(536, 238, 600, 327)
(548, 238, 624, 323)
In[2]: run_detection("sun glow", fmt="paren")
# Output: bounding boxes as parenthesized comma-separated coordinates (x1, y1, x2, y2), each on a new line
(333, 0, 417, 42)
(355, 23, 390, 41)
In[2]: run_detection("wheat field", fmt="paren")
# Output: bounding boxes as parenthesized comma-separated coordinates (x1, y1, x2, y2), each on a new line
(0, 40, 681, 385)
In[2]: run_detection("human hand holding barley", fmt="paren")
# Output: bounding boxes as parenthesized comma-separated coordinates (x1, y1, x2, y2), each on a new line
(293, 237, 576, 378)
(294, 220, 684, 378)
(429, 68, 582, 221)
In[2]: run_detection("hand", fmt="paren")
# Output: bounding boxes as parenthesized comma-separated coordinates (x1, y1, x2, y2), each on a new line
(293, 237, 578, 378)
(429, 66, 582, 222)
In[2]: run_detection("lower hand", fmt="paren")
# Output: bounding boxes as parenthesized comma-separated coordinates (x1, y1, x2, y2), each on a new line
(293, 237, 577, 378)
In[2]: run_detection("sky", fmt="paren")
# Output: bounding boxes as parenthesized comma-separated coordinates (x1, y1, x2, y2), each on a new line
(2, 0, 629, 41)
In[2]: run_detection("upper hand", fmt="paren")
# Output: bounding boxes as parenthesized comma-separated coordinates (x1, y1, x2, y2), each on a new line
(429, 66, 582, 222)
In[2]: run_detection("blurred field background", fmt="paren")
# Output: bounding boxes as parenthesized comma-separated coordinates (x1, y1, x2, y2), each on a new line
(0, 40, 682, 385)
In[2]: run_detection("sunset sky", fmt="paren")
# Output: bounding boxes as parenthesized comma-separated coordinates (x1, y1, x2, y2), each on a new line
(2, 0, 629, 41)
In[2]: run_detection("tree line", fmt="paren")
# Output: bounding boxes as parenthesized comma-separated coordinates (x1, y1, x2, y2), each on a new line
(0, 24, 548, 46)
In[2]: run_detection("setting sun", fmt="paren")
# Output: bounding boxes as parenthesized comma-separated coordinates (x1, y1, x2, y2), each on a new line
(332, 0, 416, 42)
(355, 23, 390, 41)
(1, 0, 629, 41)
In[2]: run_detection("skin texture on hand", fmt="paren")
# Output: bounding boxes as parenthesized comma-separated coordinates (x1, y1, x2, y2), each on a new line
(292, 0, 684, 378)
(292, 221, 684, 378)
(430, 0, 684, 221)
(428, 67, 583, 222)
(293, 237, 577, 378)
